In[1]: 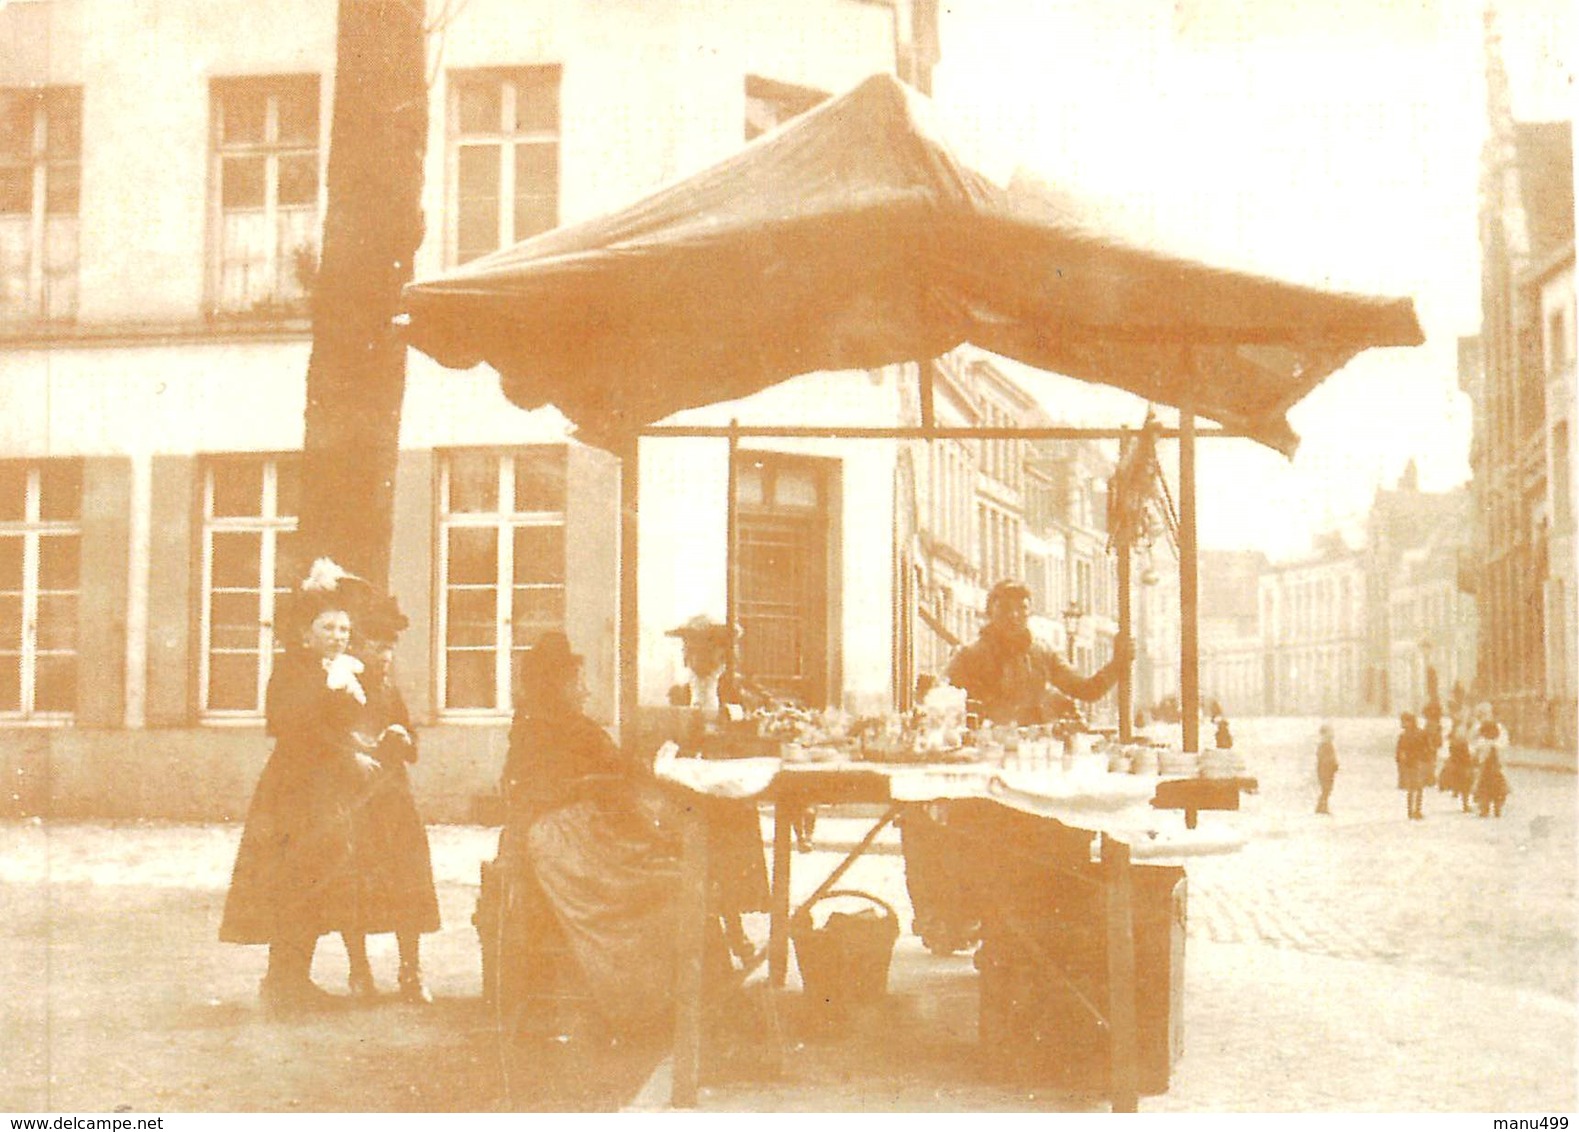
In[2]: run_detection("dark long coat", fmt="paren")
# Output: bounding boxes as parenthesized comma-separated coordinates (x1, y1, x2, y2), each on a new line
(219, 650, 368, 945)
(346, 677, 441, 936)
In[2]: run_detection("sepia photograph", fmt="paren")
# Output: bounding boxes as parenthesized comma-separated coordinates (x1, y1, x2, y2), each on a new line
(1, 0, 1574, 1117)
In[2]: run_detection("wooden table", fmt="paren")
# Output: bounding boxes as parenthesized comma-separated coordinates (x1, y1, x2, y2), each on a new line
(657, 755, 1250, 1111)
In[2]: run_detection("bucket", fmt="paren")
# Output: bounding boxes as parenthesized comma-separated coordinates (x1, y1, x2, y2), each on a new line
(790, 889, 900, 1007)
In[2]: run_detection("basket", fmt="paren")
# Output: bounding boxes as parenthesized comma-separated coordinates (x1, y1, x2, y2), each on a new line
(790, 889, 900, 1006)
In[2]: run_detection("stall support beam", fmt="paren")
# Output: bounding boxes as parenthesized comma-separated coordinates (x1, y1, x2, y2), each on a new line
(619, 441, 640, 743)
(726, 422, 740, 637)
(1180, 391, 1200, 754)
(1116, 434, 1134, 744)
(770, 804, 794, 987)
(642, 424, 1231, 442)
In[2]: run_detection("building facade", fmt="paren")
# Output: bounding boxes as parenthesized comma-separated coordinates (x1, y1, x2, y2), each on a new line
(1457, 17, 1574, 746)
(0, 0, 919, 819)
(1259, 534, 1367, 716)
(1533, 247, 1576, 746)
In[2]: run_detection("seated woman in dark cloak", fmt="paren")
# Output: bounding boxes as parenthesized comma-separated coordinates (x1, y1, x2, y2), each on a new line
(499, 632, 689, 1037)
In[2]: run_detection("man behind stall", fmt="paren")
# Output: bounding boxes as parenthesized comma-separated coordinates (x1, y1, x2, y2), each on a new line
(907, 579, 1133, 955)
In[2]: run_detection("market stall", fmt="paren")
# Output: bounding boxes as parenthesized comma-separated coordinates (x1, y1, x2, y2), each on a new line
(403, 72, 1422, 1109)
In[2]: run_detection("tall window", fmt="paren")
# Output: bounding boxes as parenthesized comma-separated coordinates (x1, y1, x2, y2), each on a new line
(0, 460, 80, 718)
(450, 67, 560, 265)
(211, 75, 321, 316)
(0, 86, 79, 322)
(200, 455, 300, 715)
(439, 448, 566, 712)
(744, 75, 826, 141)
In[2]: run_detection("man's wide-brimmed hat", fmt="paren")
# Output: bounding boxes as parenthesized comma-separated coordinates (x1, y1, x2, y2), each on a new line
(519, 631, 584, 680)
(665, 614, 740, 644)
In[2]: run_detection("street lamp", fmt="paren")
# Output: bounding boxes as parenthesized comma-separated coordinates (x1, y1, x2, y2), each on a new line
(1062, 600, 1083, 664)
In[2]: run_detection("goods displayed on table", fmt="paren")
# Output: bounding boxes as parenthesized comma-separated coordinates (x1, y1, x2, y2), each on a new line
(665, 681, 1246, 785)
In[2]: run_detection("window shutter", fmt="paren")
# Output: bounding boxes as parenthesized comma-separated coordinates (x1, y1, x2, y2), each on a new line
(145, 456, 197, 727)
(75, 458, 131, 727)
(565, 443, 619, 725)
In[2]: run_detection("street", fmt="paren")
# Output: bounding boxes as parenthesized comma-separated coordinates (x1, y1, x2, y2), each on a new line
(2, 715, 1574, 1112)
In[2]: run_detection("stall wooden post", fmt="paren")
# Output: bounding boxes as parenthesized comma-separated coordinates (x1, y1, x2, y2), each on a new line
(619, 440, 641, 742)
(1102, 835, 1140, 1113)
(726, 421, 740, 636)
(1116, 432, 1134, 743)
(770, 802, 794, 987)
(1179, 392, 1200, 755)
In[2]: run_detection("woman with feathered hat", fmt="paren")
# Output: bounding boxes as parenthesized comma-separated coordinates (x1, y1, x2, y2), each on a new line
(219, 558, 381, 1015)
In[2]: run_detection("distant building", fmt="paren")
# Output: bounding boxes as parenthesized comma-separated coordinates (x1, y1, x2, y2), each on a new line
(1387, 521, 1478, 713)
(1197, 550, 1268, 718)
(1532, 242, 1576, 746)
(1364, 462, 1475, 713)
(1459, 16, 1574, 745)
(1259, 533, 1367, 716)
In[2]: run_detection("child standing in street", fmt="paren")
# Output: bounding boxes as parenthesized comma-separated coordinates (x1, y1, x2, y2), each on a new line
(1397, 713, 1433, 821)
(1314, 723, 1338, 815)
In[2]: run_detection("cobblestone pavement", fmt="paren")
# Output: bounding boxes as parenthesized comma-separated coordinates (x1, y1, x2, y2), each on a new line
(3, 715, 1574, 1112)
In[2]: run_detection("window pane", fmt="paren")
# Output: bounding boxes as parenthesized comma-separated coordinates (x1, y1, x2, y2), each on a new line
(0, 655, 18, 712)
(455, 77, 503, 134)
(38, 462, 80, 520)
(273, 528, 304, 592)
(221, 88, 266, 145)
(513, 144, 557, 239)
(0, 536, 21, 589)
(211, 531, 262, 589)
(511, 586, 563, 644)
(44, 162, 78, 215)
(513, 70, 559, 134)
(273, 458, 300, 518)
(446, 451, 498, 513)
(33, 653, 74, 713)
(445, 649, 495, 709)
(222, 156, 266, 209)
(208, 651, 260, 711)
(513, 447, 563, 512)
(36, 593, 75, 650)
(37, 534, 77, 589)
(446, 587, 496, 648)
(775, 469, 818, 508)
(735, 466, 763, 506)
(43, 89, 80, 158)
(457, 146, 500, 262)
(0, 593, 19, 650)
(0, 166, 30, 214)
(278, 153, 317, 206)
(210, 590, 261, 649)
(0, 92, 33, 160)
(447, 525, 498, 586)
(211, 461, 263, 517)
(276, 79, 319, 144)
(512, 524, 563, 583)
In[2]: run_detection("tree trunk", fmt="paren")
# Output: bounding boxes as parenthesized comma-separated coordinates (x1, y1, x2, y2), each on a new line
(297, 0, 428, 592)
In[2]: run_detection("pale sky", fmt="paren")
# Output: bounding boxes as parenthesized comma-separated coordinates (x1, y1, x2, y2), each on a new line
(930, 0, 1574, 559)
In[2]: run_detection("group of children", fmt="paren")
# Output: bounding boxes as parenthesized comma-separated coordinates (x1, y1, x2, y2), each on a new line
(1312, 701, 1510, 820)
(1432, 703, 1511, 818)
